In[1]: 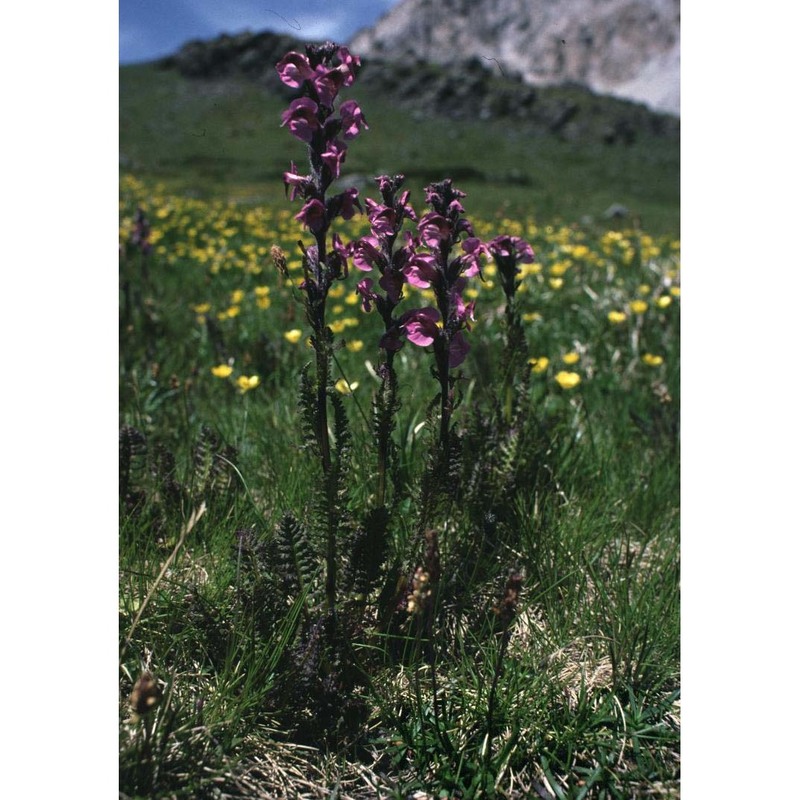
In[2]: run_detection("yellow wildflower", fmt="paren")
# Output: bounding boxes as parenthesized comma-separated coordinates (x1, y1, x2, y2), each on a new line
(230, 289, 245, 304)
(522, 312, 542, 323)
(656, 296, 672, 309)
(528, 356, 549, 373)
(211, 364, 233, 378)
(555, 371, 581, 390)
(256, 296, 271, 310)
(346, 340, 364, 353)
(571, 245, 590, 260)
(254, 285, 270, 297)
(562, 352, 580, 365)
(642, 354, 664, 367)
(670, 286, 681, 297)
(334, 378, 358, 394)
(192, 302, 211, 314)
(236, 375, 260, 393)
(629, 300, 648, 314)
(637, 284, 651, 295)
(284, 329, 303, 343)
(549, 278, 564, 290)
(607, 311, 627, 324)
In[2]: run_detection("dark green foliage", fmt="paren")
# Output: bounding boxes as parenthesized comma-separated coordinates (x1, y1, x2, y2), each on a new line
(231, 526, 290, 640)
(373, 360, 402, 507)
(297, 362, 321, 457)
(344, 505, 390, 599)
(272, 512, 318, 609)
(191, 424, 239, 501)
(152, 442, 185, 515)
(119, 424, 148, 512)
(329, 387, 353, 508)
(269, 610, 370, 747)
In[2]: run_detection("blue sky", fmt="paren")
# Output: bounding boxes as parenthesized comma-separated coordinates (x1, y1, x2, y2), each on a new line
(120, 0, 401, 64)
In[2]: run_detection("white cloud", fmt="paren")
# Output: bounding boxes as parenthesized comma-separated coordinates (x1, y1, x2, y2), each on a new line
(182, 0, 398, 41)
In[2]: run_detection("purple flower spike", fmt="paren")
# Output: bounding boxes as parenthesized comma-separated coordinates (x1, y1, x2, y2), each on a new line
(402, 307, 441, 348)
(283, 162, 312, 201)
(397, 190, 417, 222)
(379, 270, 405, 305)
(403, 251, 437, 289)
(460, 237, 489, 277)
(312, 67, 345, 107)
(321, 139, 347, 179)
(335, 46, 361, 86)
(487, 235, 536, 300)
(295, 198, 327, 232)
(331, 186, 362, 221)
(357, 277, 379, 312)
(280, 98, 321, 143)
(364, 200, 396, 237)
(276, 51, 316, 87)
(488, 235, 535, 264)
(338, 99, 369, 140)
(418, 212, 452, 248)
(353, 237, 382, 272)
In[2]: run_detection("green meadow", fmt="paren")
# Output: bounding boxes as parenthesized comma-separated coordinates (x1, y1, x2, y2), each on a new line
(120, 59, 680, 799)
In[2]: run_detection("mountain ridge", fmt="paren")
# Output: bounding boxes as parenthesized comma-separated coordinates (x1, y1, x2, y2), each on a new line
(158, 29, 678, 146)
(350, 0, 679, 116)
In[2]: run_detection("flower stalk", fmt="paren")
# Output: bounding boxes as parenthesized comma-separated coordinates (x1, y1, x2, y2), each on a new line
(276, 42, 367, 611)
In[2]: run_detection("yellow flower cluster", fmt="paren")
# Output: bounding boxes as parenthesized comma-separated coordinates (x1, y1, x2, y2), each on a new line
(555, 371, 581, 390)
(210, 364, 260, 393)
(120, 174, 680, 398)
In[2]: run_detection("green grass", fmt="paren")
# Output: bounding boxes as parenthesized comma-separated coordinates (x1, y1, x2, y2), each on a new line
(119, 60, 679, 798)
(120, 63, 679, 235)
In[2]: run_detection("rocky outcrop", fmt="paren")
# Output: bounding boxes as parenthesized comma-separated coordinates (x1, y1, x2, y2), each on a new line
(350, 0, 679, 116)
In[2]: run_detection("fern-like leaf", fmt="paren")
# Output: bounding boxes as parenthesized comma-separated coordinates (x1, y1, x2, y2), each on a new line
(119, 425, 148, 508)
(274, 512, 318, 606)
(297, 363, 320, 457)
(345, 506, 390, 598)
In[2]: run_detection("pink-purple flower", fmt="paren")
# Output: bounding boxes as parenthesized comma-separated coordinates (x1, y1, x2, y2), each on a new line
(280, 98, 321, 143)
(283, 162, 312, 201)
(487, 235, 535, 299)
(338, 99, 369, 139)
(275, 51, 316, 88)
(320, 139, 347, 179)
(295, 198, 326, 232)
(402, 307, 440, 347)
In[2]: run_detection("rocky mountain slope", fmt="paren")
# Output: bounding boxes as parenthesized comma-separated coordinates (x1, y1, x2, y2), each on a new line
(350, 0, 679, 116)
(159, 29, 678, 145)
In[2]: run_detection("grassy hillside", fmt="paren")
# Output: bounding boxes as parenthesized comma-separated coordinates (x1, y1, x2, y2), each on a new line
(120, 62, 679, 235)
